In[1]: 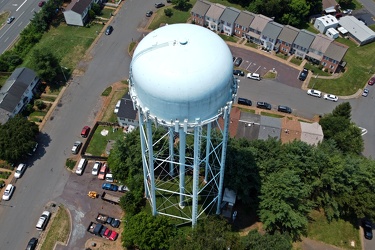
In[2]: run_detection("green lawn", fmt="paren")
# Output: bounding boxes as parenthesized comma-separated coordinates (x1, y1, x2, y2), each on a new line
(218, 34, 239, 43)
(85, 125, 124, 156)
(309, 38, 375, 95)
(307, 210, 361, 250)
(290, 57, 302, 66)
(260, 111, 284, 118)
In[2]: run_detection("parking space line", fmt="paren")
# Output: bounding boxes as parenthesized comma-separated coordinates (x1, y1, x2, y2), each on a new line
(254, 66, 261, 73)
(246, 62, 252, 70)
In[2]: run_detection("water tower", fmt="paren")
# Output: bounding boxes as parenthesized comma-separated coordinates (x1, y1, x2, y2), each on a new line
(129, 23, 237, 226)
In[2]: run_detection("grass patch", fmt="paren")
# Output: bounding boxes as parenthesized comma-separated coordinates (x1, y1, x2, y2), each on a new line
(0, 171, 11, 179)
(307, 209, 361, 250)
(101, 8, 113, 19)
(290, 57, 302, 66)
(305, 23, 319, 34)
(303, 63, 331, 77)
(85, 125, 125, 156)
(263, 71, 277, 79)
(309, 37, 375, 95)
(66, 158, 77, 170)
(260, 112, 284, 118)
(0, 11, 10, 26)
(275, 53, 289, 60)
(245, 42, 258, 49)
(29, 111, 47, 117)
(237, 107, 256, 113)
(209, 0, 244, 9)
(102, 86, 112, 96)
(40, 205, 70, 250)
(21, 23, 100, 72)
(40, 96, 57, 102)
(218, 34, 239, 43)
(148, 0, 197, 30)
(129, 41, 136, 54)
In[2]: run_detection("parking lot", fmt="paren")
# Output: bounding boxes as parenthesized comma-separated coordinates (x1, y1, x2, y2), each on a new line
(55, 159, 124, 250)
(230, 45, 303, 88)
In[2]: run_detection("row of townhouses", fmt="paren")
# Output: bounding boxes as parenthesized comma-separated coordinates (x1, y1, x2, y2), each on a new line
(191, 1, 375, 73)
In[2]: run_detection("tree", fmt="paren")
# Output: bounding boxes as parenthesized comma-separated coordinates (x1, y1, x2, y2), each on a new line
(173, 0, 192, 11)
(164, 8, 173, 17)
(0, 115, 39, 163)
(122, 212, 177, 250)
(91, 3, 101, 15)
(29, 48, 59, 81)
(241, 230, 292, 250)
(119, 191, 144, 216)
(280, 0, 310, 27)
(170, 216, 240, 250)
(35, 100, 46, 110)
(332, 102, 351, 119)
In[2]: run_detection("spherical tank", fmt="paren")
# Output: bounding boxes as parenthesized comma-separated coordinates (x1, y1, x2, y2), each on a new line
(130, 23, 235, 125)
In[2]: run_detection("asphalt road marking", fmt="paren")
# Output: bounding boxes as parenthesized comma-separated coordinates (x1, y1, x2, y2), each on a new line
(17, 0, 28, 11)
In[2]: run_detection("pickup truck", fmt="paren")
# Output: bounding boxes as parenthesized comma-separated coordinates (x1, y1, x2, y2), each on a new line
(87, 221, 107, 237)
(96, 212, 121, 228)
(101, 191, 121, 204)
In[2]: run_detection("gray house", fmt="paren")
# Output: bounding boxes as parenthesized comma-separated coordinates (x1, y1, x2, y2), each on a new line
(306, 34, 333, 64)
(63, 0, 101, 27)
(277, 25, 299, 54)
(246, 14, 272, 44)
(260, 21, 284, 51)
(291, 29, 316, 59)
(190, 0, 211, 26)
(0, 68, 40, 124)
(233, 11, 255, 38)
(219, 7, 241, 36)
(116, 93, 138, 128)
(339, 16, 375, 45)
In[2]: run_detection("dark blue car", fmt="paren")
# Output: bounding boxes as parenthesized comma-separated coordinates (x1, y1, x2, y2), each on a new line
(102, 183, 118, 192)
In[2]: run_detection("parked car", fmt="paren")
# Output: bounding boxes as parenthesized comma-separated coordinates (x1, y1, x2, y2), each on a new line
(14, 163, 27, 179)
(92, 161, 102, 176)
(71, 141, 82, 154)
(247, 73, 261, 81)
(362, 88, 369, 97)
(36, 211, 51, 230)
(307, 89, 322, 98)
(75, 158, 87, 175)
(105, 25, 113, 35)
(106, 173, 114, 183)
(98, 163, 108, 180)
(118, 185, 129, 193)
(362, 219, 373, 240)
(368, 77, 375, 85)
(7, 16, 15, 24)
(155, 3, 165, 8)
(109, 218, 121, 228)
(38, 1, 45, 7)
(237, 98, 252, 106)
(102, 183, 118, 192)
(103, 228, 118, 241)
(298, 68, 308, 81)
(324, 94, 338, 102)
(234, 57, 242, 67)
(277, 105, 292, 114)
(28, 142, 38, 156)
(26, 237, 38, 250)
(233, 69, 244, 76)
(2, 184, 15, 201)
(256, 102, 272, 110)
(81, 126, 90, 138)
(146, 10, 153, 17)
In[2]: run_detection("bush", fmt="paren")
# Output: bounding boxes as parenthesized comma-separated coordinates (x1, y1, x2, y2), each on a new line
(35, 100, 47, 110)
(66, 158, 77, 170)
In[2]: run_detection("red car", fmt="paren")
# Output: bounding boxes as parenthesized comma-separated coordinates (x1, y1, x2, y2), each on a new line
(38, 1, 45, 7)
(81, 126, 90, 138)
(368, 77, 375, 85)
(103, 228, 118, 241)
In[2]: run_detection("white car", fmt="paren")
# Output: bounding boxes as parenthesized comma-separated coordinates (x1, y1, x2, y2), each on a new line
(2, 184, 15, 201)
(307, 89, 322, 98)
(71, 141, 82, 154)
(14, 163, 27, 178)
(324, 94, 338, 102)
(92, 161, 102, 175)
(36, 211, 51, 230)
(246, 73, 261, 81)
(106, 173, 114, 182)
(362, 88, 369, 97)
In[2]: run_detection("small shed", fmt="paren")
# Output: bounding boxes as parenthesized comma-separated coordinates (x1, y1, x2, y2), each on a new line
(337, 26, 348, 35)
(326, 27, 339, 39)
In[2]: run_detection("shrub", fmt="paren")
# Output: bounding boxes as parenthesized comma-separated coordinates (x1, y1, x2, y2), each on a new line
(35, 100, 47, 110)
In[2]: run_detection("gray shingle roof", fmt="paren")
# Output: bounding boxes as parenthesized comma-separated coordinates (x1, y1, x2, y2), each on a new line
(191, 0, 211, 17)
(205, 3, 226, 21)
(261, 21, 283, 41)
(0, 67, 37, 113)
(220, 7, 240, 24)
(293, 29, 316, 49)
(234, 11, 255, 28)
(324, 41, 348, 61)
(249, 14, 272, 32)
(278, 25, 299, 44)
(258, 116, 281, 140)
(65, 0, 92, 14)
(237, 112, 261, 140)
(309, 33, 333, 53)
(117, 93, 137, 120)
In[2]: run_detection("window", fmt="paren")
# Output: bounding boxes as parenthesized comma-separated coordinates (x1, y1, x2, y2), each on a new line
(322, 62, 327, 66)
(330, 65, 334, 69)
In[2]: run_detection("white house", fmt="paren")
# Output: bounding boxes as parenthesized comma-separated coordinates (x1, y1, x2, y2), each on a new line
(339, 16, 375, 45)
(0, 68, 40, 124)
(116, 93, 138, 128)
(63, 0, 101, 27)
(314, 15, 339, 33)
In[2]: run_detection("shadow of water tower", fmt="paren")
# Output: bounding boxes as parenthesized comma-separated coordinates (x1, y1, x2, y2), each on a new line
(129, 23, 238, 226)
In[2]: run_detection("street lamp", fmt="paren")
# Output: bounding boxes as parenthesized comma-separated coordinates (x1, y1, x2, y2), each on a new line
(60, 66, 68, 82)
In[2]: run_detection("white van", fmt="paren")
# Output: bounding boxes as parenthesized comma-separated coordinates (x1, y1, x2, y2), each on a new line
(76, 158, 87, 175)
